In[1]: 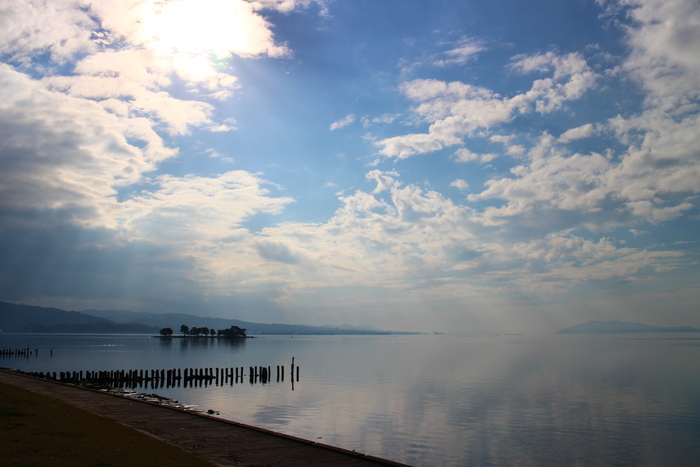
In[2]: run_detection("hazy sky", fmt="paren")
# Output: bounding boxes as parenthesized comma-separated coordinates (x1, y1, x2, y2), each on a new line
(1, 0, 699, 333)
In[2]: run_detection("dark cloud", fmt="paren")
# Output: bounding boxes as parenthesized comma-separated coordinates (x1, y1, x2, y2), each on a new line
(0, 216, 194, 303)
(255, 240, 301, 264)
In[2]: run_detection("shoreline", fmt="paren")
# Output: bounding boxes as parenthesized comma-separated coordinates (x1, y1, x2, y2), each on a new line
(0, 369, 412, 466)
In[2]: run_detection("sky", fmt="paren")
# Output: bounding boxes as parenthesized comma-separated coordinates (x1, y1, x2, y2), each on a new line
(1, 0, 699, 333)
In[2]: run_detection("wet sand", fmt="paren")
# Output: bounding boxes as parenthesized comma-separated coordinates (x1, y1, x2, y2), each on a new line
(0, 370, 411, 466)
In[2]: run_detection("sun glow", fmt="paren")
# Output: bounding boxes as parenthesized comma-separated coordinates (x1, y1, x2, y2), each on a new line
(126, 0, 287, 92)
(142, 0, 284, 59)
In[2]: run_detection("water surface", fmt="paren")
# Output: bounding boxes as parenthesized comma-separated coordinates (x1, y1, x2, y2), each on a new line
(1, 333, 698, 466)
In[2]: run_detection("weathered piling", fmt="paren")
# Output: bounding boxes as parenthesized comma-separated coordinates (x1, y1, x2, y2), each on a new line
(1, 348, 39, 358)
(19, 363, 299, 389)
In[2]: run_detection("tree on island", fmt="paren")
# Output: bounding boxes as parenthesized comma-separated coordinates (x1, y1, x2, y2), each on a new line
(219, 325, 247, 338)
(159, 327, 173, 337)
(175, 324, 248, 338)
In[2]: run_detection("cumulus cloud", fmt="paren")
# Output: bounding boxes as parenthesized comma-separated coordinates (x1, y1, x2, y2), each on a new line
(0, 0, 310, 312)
(620, 0, 700, 109)
(243, 171, 687, 305)
(450, 179, 470, 192)
(0, 0, 303, 236)
(559, 123, 595, 142)
(1, 0, 699, 328)
(458, 0, 700, 236)
(0, 0, 301, 207)
(120, 171, 294, 243)
(376, 52, 598, 159)
(0, 64, 165, 229)
(0, 0, 296, 129)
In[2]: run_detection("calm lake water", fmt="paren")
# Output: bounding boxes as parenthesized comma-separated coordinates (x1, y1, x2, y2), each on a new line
(1, 332, 699, 466)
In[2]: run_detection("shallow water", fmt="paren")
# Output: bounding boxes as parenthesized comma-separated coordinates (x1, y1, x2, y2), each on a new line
(1, 332, 699, 466)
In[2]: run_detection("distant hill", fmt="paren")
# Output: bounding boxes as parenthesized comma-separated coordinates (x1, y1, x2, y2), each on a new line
(0, 301, 415, 335)
(0, 302, 159, 334)
(80, 308, 410, 335)
(557, 320, 700, 334)
(322, 323, 385, 332)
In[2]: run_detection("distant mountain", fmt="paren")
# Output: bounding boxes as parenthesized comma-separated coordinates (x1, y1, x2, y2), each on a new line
(0, 302, 159, 334)
(321, 324, 385, 332)
(80, 309, 415, 335)
(0, 301, 415, 335)
(557, 320, 700, 334)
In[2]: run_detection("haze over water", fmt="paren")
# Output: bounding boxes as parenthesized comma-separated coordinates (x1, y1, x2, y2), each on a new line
(2, 333, 699, 466)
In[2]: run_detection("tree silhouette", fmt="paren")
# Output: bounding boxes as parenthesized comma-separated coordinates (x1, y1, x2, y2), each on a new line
(219, 325, 247, 338)
(159, 327, 173, 337)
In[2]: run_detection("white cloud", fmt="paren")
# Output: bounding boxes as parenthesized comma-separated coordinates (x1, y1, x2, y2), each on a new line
(0, 0, 296, 143)
(251, 0, 330, 15)
(510, 52, 598, 113)
(432, 39, 485, 67)
(400, 37, 485, 72)
(0, 63, 166, 228)
(621, 0, 700, 109)
(234, 171, 688, 303)
(1, 0, 699, 328)
(376, 52, 598, 159)
(0, 0, 97, 62)
(0, 0, 312, 308)
(121, 171, 294, 243)
(361, 114, 399, 127)
(505, 145, 526, 156)
(450, 179, 470, 191)
(330, 114, 356, 130)
(374, 0, 700, 256)
(559, 123, 595, 142)
(366, 170, 400, 193)
(454, 148, 498, 164)
(0, 0, 304, 222)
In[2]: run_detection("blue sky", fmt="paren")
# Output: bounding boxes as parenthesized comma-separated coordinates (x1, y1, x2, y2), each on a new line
(1, 0, 699, 333)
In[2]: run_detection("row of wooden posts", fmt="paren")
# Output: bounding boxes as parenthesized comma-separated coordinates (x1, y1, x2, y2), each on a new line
(22, 363, 300, 389)
(0, 348, 41, 358)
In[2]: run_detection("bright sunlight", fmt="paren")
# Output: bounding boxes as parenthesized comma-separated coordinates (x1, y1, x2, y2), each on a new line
(142, 0, 285, 58)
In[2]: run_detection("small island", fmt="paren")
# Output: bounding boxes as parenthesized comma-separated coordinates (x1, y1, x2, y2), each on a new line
(157, 324, 249, 338)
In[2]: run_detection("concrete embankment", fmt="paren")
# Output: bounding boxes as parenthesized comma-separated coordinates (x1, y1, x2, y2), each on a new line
(0, 370, 412, 466)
